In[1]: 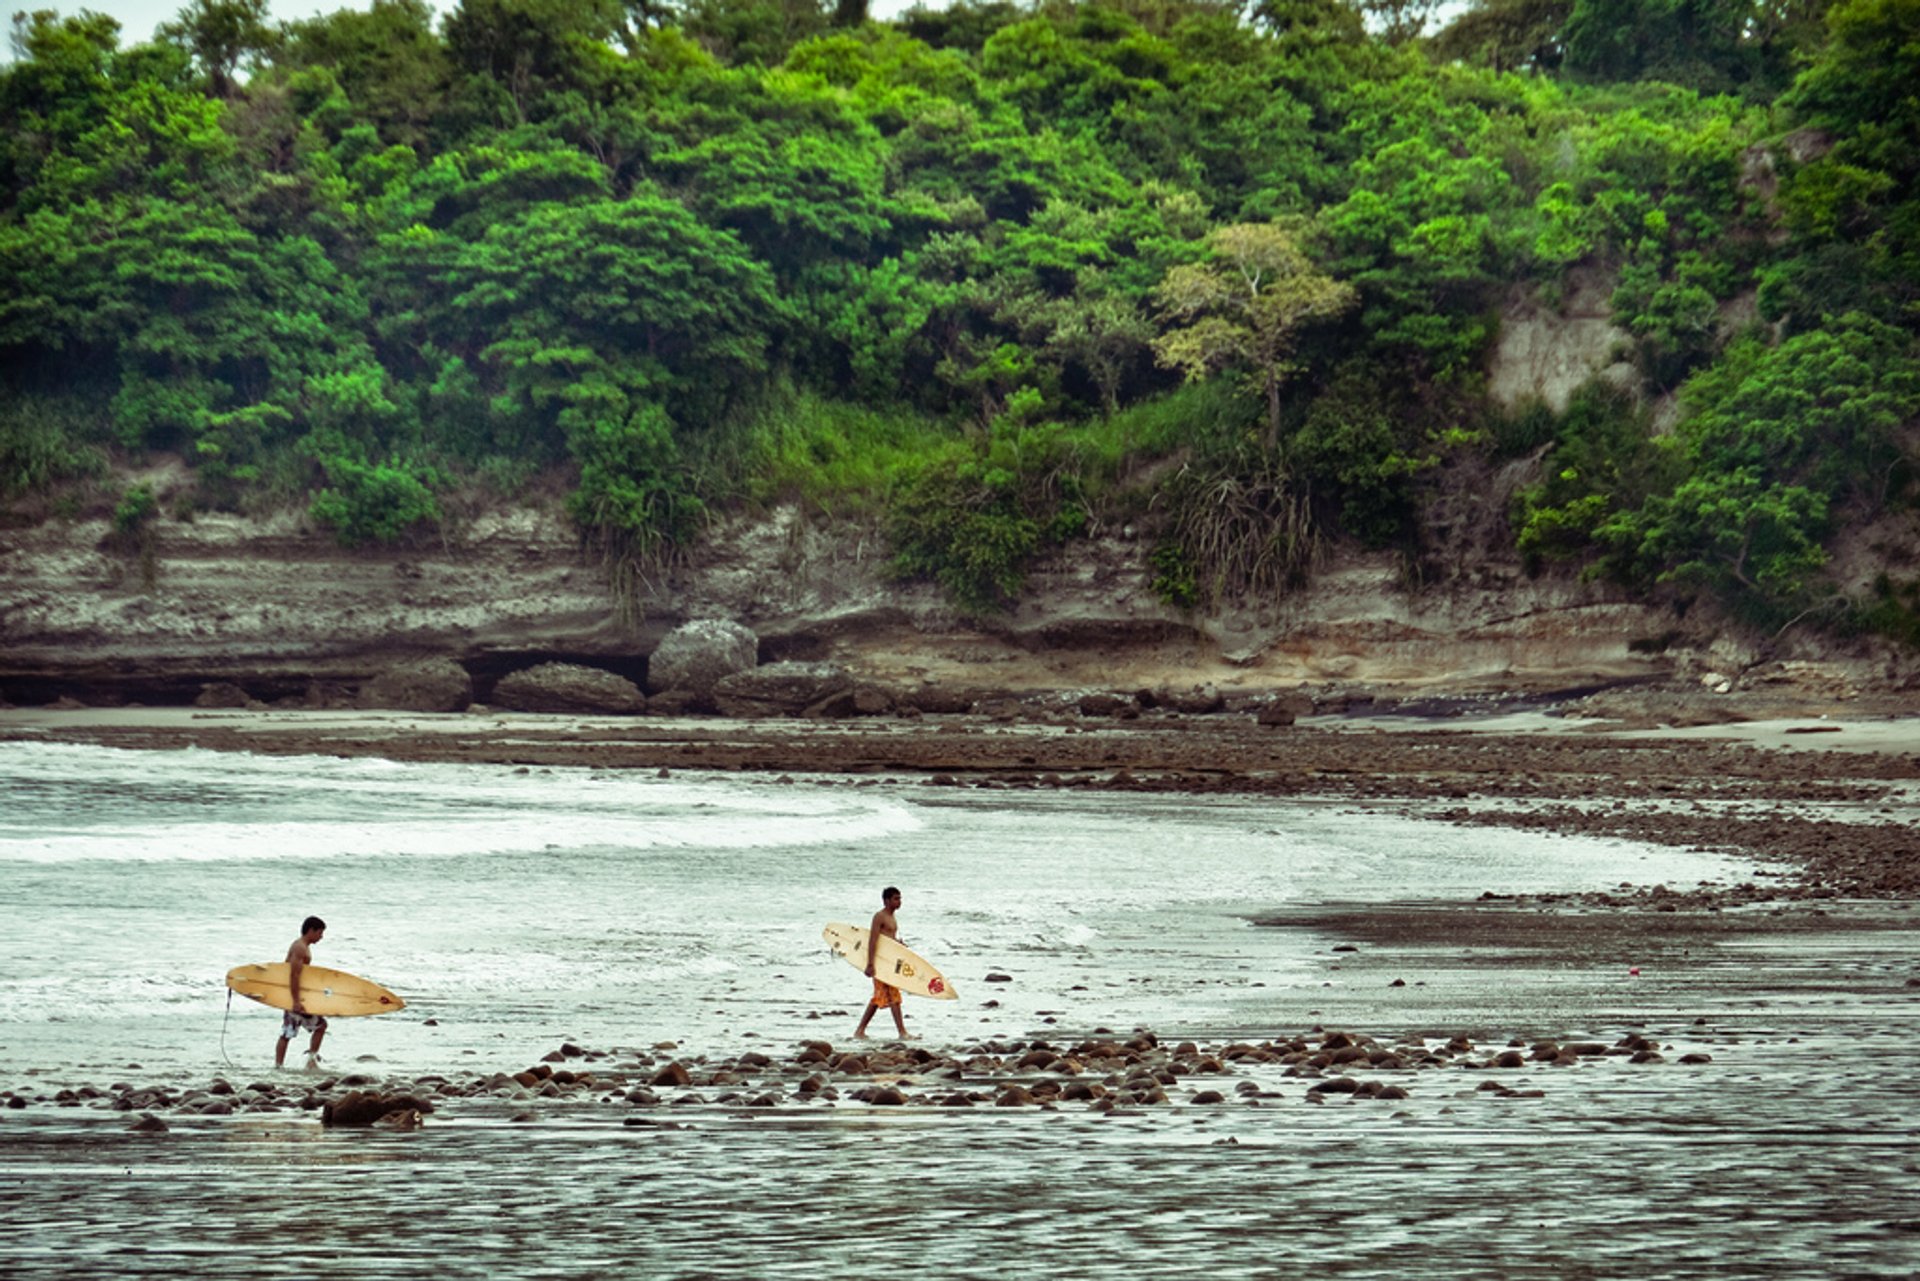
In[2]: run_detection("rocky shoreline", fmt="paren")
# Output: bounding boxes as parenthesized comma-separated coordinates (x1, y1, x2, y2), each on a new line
(7, 1023, 1728, 1131)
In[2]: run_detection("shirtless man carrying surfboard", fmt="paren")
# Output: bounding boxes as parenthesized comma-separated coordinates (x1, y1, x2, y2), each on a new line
(854, 887, 909, 1040)
(275, 916, 329, 1069)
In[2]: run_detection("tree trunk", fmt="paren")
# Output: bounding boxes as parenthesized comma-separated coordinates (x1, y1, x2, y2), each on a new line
(1265, 372, 1282, 453)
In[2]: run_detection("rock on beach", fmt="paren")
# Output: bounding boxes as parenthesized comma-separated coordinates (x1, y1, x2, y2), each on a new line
(19, 1018, 1737, 1135)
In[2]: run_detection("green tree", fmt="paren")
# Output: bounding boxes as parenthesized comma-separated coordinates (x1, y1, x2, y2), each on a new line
(1152, 221, 1357, 448)
(680, 0, 829, 65)
(443, 0, 625, 124)
(1320, 126, 1516, 378)
(308, 451, 442, 545)
(1430, 0, 1572, 72)
(158, 0, 278, 99)
(1561, 0, 1825, 96)
(1782, 0, 1920, 186)
(647, 70, 896, 281)
(1765, 0, 1920, 330)
(1599, 315, 1920, 604)
(278, 0, 451, 149)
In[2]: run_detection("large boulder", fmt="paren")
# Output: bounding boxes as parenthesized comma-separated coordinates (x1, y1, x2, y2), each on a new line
(1254, 691, 1315, 727)
(1157, 684, 1225, 715)
(322, 1090, 436, 1127)
(899, 685, 976, 715)
(713, 661, 855, 718)
(359, 657, 472, 713)
(193, 681, 251, 709)
(492, 663, 645, 714)
(646, 620, 758, 707)
(1077, 690, 1140, 718)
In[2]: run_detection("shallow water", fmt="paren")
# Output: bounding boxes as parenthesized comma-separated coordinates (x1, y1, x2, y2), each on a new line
(4, 741, 1918, 1278)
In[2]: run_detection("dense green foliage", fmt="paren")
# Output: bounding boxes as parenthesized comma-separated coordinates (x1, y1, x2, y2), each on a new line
(2, 0, 1915, 631)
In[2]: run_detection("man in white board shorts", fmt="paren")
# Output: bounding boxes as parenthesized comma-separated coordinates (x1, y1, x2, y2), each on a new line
(854, 887, 910, 1040)
(276, 915, 329, 1069)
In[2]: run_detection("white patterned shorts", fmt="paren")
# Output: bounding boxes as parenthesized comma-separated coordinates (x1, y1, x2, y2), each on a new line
(280, 1011, 326, 1039)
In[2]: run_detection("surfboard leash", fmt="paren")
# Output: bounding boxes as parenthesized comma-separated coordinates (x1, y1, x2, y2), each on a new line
(219, 986, 235, 1067)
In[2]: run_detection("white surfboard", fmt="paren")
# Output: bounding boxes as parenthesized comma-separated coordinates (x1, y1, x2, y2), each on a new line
(822, 923, 958, 1000)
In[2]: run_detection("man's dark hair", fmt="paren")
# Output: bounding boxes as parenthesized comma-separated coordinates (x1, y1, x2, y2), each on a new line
(882, 887, 900, 902)
(302, 915, 327, 934)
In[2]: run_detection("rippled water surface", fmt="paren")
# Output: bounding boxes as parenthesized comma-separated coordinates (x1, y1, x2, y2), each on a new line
(4, 741, 1918, 1278)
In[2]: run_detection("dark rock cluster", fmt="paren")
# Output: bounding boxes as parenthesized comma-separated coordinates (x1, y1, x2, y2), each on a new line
(0, 1026, 1719, 1130)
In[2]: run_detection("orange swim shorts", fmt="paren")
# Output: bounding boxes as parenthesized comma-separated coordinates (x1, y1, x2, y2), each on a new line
(871, 979, 902, 1009)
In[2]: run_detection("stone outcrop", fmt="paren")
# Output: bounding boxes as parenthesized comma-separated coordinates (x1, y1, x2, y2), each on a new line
(712, 661, 856, 718)
(1076, 690, 1140, 718)
(2, 464, 1911, 711)
(1486, 268, 1633, 413)
(193, 681, 252, 709)
(646, 620, 758, 707)
(360, 657, 473, 713)
(321, 1090, 436, 1127)
(1254, 691, 1315, 726)
(1157, 685, 1225, 714)
(491, 663, 644, 714)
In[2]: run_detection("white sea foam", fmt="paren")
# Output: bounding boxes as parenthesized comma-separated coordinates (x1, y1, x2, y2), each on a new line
(0, 741, 923, 862)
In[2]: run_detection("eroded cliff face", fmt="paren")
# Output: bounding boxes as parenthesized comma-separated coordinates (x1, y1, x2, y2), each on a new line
(0, 474, 1700, 708)
(5, 481, 1915, 711)
(1486, 269, 1634, 415)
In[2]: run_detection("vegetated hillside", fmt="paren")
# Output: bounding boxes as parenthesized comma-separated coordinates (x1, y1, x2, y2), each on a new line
(2, 0, 1917, 667)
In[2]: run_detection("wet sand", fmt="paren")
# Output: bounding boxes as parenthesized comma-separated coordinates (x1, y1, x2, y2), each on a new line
(3, 706, 1919, 1276)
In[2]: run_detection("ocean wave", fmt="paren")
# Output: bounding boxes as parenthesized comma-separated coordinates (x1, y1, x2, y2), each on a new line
(0, 743, 923, 862)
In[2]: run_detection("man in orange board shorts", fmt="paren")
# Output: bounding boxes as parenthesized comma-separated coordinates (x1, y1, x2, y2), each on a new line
(854, 887, 909, 1040)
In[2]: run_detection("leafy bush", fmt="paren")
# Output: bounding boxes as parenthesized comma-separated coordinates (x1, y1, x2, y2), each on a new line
(1148, 541, 1199, 609)
(562, 400, 707, 589)
(308, 456, 443, 546)
(883, 402, 1137, 614)
(112, 483, 157, 535)
(887, 452, 1043, 615)
(1291, 362, 1437, 547)
(1485, 396, 1561, 459)
(1512, 380, 1668, 567)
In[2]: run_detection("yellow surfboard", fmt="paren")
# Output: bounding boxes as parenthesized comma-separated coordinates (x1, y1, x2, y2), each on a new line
(822, 923, 958, 1000)
(225, 962, 405, 1018)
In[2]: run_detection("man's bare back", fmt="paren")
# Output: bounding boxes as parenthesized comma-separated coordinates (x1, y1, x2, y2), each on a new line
(285, 934, 314, 1012)
(275, 916, 327, 1068)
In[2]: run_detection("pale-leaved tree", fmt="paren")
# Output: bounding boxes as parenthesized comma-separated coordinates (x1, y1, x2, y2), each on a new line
(1151, 222, 1356, 450)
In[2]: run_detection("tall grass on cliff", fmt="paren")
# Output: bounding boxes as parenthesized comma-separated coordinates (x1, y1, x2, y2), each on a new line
(0, 394, 110, 506)
(739, 389, 955, 519)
